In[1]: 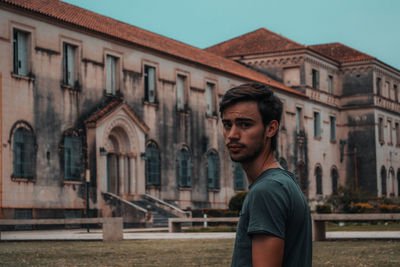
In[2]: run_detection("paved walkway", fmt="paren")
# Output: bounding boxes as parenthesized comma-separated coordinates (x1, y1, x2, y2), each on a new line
(1, 229, 400, 241)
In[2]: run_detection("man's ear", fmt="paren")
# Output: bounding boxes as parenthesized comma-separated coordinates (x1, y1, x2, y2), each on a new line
(265, 120, 279, 138)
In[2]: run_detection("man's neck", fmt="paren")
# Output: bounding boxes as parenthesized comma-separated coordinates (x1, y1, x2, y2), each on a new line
(242, 150, 277, 185)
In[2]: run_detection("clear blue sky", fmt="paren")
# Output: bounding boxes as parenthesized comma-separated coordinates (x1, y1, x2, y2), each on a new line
(62, 0, 400, 70)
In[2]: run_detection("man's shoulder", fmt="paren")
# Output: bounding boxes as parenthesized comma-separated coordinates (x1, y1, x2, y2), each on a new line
(257, 168, 294, 186)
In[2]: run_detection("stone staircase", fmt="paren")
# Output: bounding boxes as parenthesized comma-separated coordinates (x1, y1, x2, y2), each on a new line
(130, 199, 178, 227)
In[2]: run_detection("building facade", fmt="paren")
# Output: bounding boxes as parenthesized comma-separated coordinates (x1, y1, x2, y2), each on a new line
(1, 0, 399, 221)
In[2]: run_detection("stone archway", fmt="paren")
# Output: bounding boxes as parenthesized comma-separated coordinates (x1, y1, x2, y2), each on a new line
(103, 121, 137, 196)
(86, 101, 149, 201)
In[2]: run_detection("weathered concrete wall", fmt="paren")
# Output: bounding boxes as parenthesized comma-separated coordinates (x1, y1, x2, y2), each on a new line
(342, 71, 373, 96)
(345, 112, 377, 194)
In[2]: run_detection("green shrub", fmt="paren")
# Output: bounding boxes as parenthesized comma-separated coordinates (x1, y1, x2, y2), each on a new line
(316, 204, 332, 213)
(228, 191, 248, 212)
(327, 186, 369, 212)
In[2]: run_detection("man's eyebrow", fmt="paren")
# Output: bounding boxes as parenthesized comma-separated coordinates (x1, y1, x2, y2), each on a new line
(222, 117, 255, 123)
(235, 118, 255, 122)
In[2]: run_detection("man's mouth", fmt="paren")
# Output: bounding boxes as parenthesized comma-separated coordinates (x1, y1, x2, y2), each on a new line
(227, 144, 245, 152)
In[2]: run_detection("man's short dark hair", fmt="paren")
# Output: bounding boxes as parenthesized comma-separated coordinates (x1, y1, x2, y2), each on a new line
(219, 83, 282, 151)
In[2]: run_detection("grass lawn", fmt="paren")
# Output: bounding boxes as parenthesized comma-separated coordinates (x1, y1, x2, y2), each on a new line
(326, 221, 400, 231)
(182, 221, 400, 232)
(1, 239, 400, 267)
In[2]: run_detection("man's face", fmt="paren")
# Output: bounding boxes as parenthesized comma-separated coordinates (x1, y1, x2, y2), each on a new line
(222, 101, 268, 163)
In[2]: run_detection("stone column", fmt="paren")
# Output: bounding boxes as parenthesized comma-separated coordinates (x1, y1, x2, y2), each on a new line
(118, 154, 124, 195)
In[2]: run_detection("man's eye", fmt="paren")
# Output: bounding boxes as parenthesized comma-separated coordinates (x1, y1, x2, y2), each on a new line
(239, 122, 250, 128)
(223, 123, 232, 129)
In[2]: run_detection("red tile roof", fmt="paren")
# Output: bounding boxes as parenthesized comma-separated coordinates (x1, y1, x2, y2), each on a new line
(85, 98, 149, 133)
(1, 0, 305, 97)
(309, 43, 374, 63)
(205, 28, 306, 57)
(205, 27, 376, 66)
(85, 98, 123, 124)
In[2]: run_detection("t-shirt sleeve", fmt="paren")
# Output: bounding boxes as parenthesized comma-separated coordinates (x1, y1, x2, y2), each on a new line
(246, 180, 288, 239)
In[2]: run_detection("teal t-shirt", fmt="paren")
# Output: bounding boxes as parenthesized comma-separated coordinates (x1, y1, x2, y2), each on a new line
(231, 168, 312, 267)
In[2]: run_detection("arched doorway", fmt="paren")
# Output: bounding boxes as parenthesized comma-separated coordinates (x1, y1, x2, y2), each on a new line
(105, 126, 134, 196)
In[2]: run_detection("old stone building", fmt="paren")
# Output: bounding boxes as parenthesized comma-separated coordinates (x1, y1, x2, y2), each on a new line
(0, 0, 399, 223)
(206, 28, 400, 200)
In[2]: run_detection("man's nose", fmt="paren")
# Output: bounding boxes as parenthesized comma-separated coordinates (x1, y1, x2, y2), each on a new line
(227, 125, 240, 140)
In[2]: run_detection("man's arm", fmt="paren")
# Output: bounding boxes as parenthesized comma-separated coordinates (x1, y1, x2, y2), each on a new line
(252, 234, 284, 267)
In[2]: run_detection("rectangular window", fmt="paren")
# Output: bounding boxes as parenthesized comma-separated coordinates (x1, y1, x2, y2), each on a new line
(314, 111, 321, 138)
(394, 84, 398, 102)
(386, 81, 390, 99)
(13, 29, 29, 76)
(64, 136, 82, 181)
(106, 55, 118, 94)
(176, 74, 186, 110)
(63, 43, 76, 86)
(328, 75, 333, 94)
(296, 107, 302, 134)
(396, 122, 400, 146)
(330, 116, 336, 142)
(144, 65, 156, 103)
(312, 69, 319, 89)
(388, 119, 392, 145)
(378, 117, 384, 143)
(206, 82, 215, 116)
(377, 77, 382, 96)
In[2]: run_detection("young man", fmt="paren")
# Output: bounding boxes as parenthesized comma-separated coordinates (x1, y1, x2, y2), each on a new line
(220, 83, 312, 267)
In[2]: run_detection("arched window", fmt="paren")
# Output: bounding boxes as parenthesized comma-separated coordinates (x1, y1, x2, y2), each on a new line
(381, 166, 387, 196)
(207, 150, 220, 189)
(12, 124, 36, 179)
(177, 147, 191, 187)
(397, 169, 400, 197)
(389, 168, 395, 196)
(145, 141, 161, 186)
(62, 131, 83, 181)
(297, 162, 307, 195)
(315, 165, 323, 195)
(331, 167, 339, 195)
(234, 162, 245, 191)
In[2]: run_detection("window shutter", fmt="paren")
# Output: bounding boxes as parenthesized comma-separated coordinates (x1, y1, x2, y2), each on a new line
(72, 137, 82, 179)
(206, 83, 213, 115)
(176, 76, 184, 110)
(148, 67, 155, 103)
(25, 131, 35, 178)
(234, 163, 245, 190)
(13, 130, 24, 177)
(67, 45, 75, 86)
(17, 31, 27, 76)
(208, 155, 214, 188)
(106, 56, 116, 94)
(187, 156, 191, 187)
(215, 154, 220, 189)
